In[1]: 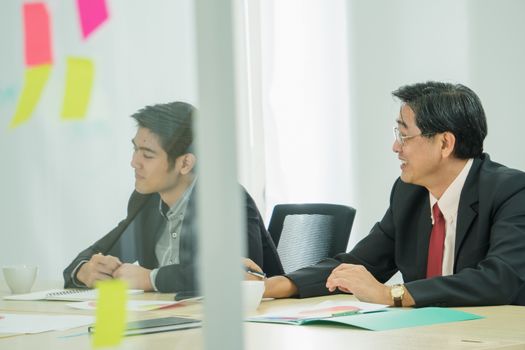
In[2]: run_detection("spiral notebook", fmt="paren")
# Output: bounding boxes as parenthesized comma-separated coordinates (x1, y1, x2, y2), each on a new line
(3, 288, 144, 301)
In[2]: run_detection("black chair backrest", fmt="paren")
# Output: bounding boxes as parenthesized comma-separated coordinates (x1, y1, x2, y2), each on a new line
(267, 203, 356, 274)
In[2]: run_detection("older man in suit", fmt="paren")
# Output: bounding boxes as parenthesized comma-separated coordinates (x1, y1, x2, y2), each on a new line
(247, 81, 525, 307)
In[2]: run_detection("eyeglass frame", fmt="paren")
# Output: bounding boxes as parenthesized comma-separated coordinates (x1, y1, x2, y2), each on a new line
(393, 127, 435, 146)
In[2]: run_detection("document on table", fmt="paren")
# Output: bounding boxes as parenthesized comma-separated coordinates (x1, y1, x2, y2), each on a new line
(247, 300, 388, 325)
(67, 300, 183, 311)
(3, 288, 144, 301)
(0, 313, 94, 334)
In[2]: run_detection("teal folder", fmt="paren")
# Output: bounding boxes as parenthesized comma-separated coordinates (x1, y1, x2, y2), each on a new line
(248, 307, 483, 331)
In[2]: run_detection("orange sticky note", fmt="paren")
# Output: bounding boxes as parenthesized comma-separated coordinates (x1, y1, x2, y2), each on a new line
(61, 57, 94, 119)
(92, 280, 127, 348)
(23, 3, 53, 66)
(9, 65, 52, 128)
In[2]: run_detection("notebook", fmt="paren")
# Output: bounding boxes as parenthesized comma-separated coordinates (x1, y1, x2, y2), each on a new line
(88, 316, 202, 336)
(3, 288, 144, 301)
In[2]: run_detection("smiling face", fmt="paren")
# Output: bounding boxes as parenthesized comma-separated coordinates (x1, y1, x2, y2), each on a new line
(130, 127, 184, 199)
(392, 104, 444, 189)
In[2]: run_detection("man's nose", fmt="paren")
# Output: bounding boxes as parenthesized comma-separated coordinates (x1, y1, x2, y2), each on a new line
(392, 139, 402, 153)
(131, 153, 140, 169)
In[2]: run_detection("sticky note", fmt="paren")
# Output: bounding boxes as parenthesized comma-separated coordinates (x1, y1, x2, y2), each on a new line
(92, 279, 127, 347)
(76, 0, 109, 39)
(61, 57, 94, 119)
(23, 3, 53, 66)
(9, 65, 52, 128)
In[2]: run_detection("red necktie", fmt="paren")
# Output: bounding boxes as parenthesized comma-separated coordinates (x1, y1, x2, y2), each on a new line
(426, 203, 445, 278)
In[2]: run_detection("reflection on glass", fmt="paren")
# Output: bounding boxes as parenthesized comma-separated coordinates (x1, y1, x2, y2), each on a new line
(63, 102, 282, 297)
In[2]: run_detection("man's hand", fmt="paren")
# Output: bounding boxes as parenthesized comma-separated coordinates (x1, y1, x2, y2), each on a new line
(325, 264, 391, 304)
(76, 253, 122, 288)
(112, 264, 153, 291)
(242, 258, 298, 298)
(243, 258, 265, 281)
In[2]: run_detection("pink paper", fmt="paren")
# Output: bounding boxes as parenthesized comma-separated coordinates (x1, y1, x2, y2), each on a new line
(23, 3, 53, 66)
(76, 0, 109, 39)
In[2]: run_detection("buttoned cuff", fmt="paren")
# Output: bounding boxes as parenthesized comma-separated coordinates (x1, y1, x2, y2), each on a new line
(150, 268, 159, 292)
(70, 260, 89, 287)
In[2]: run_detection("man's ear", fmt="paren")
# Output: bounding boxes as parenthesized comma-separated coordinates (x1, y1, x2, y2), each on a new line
(441, 132, 456, 158)
(179, 153, 196, 175)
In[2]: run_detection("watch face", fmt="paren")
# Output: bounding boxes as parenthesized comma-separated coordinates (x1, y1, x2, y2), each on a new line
(391, 286, 404, 298)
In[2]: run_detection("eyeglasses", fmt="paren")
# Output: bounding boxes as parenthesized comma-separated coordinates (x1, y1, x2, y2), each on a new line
(393, 127, 434, 146)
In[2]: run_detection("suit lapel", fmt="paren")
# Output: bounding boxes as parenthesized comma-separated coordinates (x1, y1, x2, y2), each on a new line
(454, 158, 481, 261)
(416, 201, 432, 278)
(138, 194, 164, 268)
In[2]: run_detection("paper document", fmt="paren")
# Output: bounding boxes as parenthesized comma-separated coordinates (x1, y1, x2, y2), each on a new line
(67, 300, 183, 312)
(3, 288, 144, 301)
(248, 300, 388, 324)
(0, 313, 94, 334)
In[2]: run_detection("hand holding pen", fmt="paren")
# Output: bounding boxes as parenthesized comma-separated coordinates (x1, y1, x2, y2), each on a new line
(243, 258, 266, 280)
(246, 268, 266, 280)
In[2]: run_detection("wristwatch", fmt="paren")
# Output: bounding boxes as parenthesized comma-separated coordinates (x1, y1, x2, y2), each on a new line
(390, 284, 405, 307)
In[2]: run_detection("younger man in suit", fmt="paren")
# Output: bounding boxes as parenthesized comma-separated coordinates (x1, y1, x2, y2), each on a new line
(247, 81, 525, 307)
(64, 102, 282, 293)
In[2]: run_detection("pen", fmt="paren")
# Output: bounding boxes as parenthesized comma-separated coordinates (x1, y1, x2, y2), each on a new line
(246, 268, 266, 279)
(330, 310, 358, 317)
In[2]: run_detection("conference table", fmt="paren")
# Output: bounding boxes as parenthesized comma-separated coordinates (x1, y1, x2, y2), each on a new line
(1, 281, 525, 350)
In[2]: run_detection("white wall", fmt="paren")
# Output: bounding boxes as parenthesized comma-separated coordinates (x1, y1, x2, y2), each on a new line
(468, 0, 525, 171)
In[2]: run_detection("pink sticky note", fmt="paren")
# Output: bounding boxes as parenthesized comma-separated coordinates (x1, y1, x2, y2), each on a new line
(23, 3, 53, 67)
(76, 0, 109, 39)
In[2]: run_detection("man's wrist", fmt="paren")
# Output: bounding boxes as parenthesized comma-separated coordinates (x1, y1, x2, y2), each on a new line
(264, 276, 298, 298)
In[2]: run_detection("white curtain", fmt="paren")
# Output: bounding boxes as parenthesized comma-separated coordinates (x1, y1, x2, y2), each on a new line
(258, 0, 354, 222)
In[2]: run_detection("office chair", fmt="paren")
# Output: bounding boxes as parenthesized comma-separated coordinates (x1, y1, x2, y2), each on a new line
(267, 203, 356, 274)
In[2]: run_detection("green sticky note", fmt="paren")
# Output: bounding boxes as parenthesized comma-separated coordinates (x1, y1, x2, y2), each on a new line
(92, 279, 127, 347)
(317, 307, 483, 331)
(61, 57, 94, 119)
(9, 65, 52, 128)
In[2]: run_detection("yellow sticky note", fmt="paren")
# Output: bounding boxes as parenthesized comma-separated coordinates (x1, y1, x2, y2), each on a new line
(9, 65, 52, 128)
(92, 279, 127, 348)
(61, 57, 94, 119)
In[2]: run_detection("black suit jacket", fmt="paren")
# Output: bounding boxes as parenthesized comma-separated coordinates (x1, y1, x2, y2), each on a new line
(63, 186, 283, 292)
(287, 154, 525, 306)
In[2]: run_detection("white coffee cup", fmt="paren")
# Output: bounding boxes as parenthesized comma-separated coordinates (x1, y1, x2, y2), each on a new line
(2, 265, 38, 294)
(242, 280, 265, 315)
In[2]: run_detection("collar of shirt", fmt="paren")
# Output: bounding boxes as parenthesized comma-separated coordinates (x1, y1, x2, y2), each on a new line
(429, 158, 473, 224)
(158, 176, 198, 220)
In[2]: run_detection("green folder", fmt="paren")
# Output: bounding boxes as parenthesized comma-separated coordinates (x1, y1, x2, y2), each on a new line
(248, 307, 483, 331)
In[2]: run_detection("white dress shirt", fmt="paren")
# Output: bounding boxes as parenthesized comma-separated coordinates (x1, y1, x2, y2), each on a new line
(428, 158, 473, 276)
